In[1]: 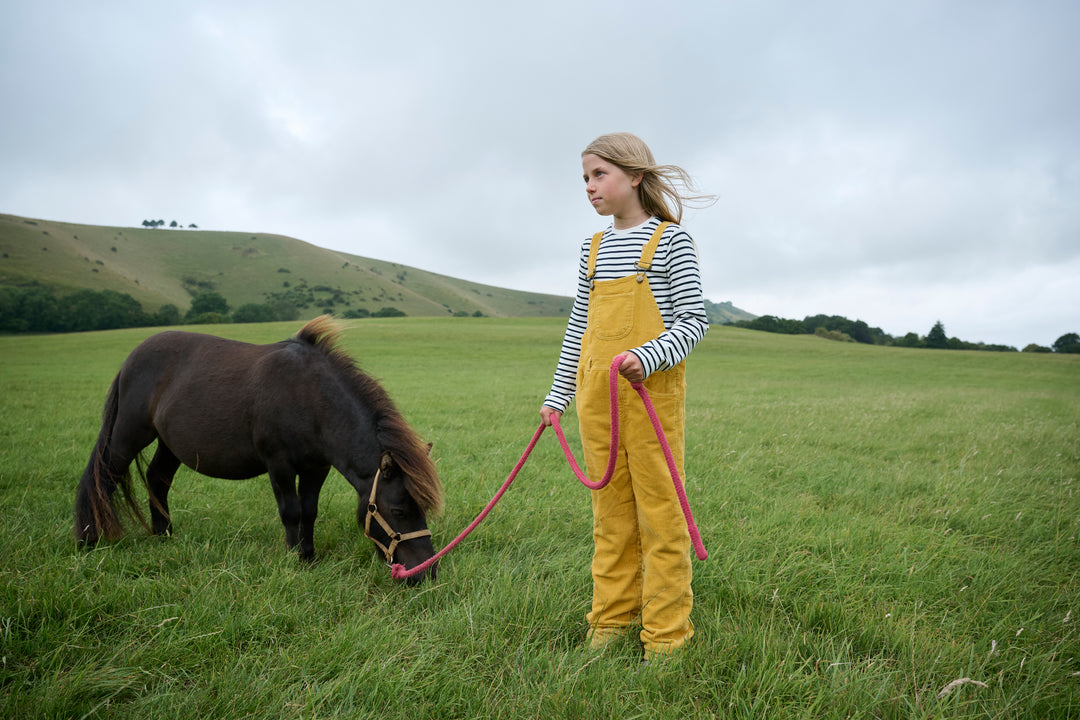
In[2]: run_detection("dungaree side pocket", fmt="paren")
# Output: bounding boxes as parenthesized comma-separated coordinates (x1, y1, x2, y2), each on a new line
(642, 365, 684, 398)
(641, 366, 687, 452)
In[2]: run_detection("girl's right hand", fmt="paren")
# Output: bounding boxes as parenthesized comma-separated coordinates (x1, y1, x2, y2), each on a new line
(540, 406, 562, 427)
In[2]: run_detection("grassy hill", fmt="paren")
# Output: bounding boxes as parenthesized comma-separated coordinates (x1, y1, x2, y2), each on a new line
(0, 213, 573, 319)
(0, 213, 756, 323)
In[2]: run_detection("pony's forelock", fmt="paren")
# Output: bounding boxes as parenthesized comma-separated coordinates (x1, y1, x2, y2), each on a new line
(294, 315, 344, 354)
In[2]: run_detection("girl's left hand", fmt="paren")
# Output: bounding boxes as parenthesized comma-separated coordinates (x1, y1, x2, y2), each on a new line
(617, 352, 645, 384)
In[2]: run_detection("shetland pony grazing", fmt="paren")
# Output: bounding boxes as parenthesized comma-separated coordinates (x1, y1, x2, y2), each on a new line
(73, 316, 444, 583)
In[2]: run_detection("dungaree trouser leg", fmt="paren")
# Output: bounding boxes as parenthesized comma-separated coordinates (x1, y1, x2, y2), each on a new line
(576, 224, 694, 658)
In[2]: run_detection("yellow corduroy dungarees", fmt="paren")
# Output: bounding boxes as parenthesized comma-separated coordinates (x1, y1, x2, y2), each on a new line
(577, 222, 694, 658)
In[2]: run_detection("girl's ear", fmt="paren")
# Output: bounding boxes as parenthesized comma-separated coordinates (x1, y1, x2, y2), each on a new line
(631, 171, 645, 188)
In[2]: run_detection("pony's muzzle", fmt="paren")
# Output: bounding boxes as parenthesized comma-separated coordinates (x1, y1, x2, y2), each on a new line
(399, 557, 438, 585)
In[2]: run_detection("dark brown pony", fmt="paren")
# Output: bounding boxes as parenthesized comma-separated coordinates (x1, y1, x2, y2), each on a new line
(73, 316, 443, 583)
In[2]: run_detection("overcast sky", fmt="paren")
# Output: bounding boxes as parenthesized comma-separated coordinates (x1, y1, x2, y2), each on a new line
(2, 1, 1077, 348)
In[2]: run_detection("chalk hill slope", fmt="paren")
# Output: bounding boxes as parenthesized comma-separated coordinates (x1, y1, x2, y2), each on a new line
(0, 213, 754, 323)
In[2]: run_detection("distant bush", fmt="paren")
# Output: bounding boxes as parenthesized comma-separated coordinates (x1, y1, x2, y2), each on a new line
(804, 314, 882, 344)
(892, 332, 923, 348)
(268, 302, 299, 321)
(185, 312, 232, 325)
(154, 304, 181, 326)
(814, 327, 854, 343)
(372, 306, 406, 318)
(180, 275, 216, 293)
(233, 304, 278, 323)
(733, 315, 807, 335)
(185, 292, 229, 322)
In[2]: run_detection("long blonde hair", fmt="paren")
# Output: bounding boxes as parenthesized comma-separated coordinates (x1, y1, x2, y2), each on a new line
(582, 132, 716, 224)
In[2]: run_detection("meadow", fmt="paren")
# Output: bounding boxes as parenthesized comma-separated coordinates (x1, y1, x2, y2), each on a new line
(1, 318, 1077, 719)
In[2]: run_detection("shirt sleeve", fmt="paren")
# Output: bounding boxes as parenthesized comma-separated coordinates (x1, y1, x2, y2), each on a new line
(543, 240, 591, 412)
(629, 227, 709, 378)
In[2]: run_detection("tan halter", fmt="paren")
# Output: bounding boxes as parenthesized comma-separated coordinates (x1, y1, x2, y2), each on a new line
(363, 453, 432, 565)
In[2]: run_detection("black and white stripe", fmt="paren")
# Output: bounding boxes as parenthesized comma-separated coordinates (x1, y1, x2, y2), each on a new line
(544, 217, 709, 412)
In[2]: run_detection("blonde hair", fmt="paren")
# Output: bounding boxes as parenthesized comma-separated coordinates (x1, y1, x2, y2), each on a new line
(582, 132, 716, 224)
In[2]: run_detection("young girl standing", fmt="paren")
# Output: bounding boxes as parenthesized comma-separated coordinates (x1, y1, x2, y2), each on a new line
(541, 132, 712, 661)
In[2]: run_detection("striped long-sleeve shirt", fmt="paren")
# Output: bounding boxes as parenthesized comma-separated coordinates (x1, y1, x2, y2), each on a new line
(543, 217, 709, 413)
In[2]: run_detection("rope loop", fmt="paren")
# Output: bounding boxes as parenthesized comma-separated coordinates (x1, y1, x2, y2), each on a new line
(391, 355, 707, 580)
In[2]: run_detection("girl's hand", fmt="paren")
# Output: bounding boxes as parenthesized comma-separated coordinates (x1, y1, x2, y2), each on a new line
(617, 352, 645, 384)
(540, 406, 562, 427)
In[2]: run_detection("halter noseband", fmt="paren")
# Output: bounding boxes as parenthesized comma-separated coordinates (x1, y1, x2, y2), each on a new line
(363, 456, 432, 566)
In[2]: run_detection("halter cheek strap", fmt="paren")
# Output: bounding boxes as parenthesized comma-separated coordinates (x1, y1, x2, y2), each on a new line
(363, 459, 432, 565)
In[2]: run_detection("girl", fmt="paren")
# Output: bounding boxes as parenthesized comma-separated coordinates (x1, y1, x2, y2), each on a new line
(541, 132, 713, 661)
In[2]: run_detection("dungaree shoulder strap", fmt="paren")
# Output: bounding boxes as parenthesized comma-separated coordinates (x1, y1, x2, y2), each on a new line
(586, 231, 604, 283)
(586, 221, 672, 283)
(635, 221, 671, 271)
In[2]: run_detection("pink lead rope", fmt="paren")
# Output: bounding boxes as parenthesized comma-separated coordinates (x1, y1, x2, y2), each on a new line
(391, 354, 708, 580)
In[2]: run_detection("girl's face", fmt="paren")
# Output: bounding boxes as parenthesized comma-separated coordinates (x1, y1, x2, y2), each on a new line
(582, 154, 646, 226)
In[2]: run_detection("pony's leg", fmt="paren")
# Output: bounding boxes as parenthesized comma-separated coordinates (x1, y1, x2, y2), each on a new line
(146, 442, 181, 536)
(297, 467, 330, 562)
(267, 468, 301, 553)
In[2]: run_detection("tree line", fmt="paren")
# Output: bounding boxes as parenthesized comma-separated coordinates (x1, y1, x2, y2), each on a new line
(0, 286, 409, 334)
(2, 285, 1075, 352)
(731, 314, 890, 345)
(730, 315, 1079, 354)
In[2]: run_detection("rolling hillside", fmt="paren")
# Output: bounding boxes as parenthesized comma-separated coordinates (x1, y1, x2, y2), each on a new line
(0, 213, 754, 322)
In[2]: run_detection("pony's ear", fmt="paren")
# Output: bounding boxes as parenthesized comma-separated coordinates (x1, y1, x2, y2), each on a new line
(425, 442, 433, 456)
(380, 452, 394, 472)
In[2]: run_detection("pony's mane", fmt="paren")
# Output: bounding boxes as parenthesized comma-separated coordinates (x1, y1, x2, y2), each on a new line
(293, 316, 444, 514)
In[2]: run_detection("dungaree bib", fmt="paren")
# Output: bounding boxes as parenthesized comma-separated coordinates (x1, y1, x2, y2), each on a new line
(576, 221, 694, 657)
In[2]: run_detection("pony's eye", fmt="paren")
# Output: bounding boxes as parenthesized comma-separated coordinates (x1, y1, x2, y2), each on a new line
(391, 508, 407, 520)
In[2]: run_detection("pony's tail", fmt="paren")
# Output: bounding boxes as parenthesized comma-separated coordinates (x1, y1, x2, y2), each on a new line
(73, 374, 148, 545)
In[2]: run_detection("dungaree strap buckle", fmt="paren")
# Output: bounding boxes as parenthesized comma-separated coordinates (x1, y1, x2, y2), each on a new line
(634, 221, 670, 282)
(587, 222, 671, 288)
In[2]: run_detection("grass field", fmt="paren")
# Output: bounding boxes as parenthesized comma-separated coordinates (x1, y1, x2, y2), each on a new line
(1, 319, 1077, 719)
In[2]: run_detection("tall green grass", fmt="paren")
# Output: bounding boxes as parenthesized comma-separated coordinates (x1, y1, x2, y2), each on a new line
(1, 319, 1077, 719)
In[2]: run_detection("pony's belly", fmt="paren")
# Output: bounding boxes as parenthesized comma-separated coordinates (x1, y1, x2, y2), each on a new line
(176, 451, 266, 480)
